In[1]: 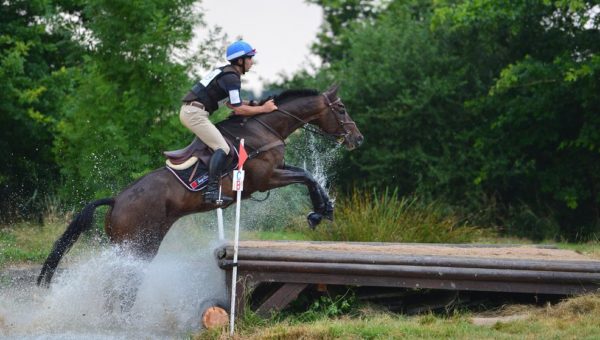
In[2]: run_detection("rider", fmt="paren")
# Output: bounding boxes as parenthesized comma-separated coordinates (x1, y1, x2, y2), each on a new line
(180, 40, 278, 204)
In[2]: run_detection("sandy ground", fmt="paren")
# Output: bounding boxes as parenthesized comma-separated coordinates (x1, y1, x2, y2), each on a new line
(237, 240, 600, 262)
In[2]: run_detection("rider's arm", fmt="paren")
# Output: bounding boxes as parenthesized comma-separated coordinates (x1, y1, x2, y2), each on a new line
(243, 99, 258, 106)
(218, 73, 277, 116)
(227, 100, 277, 116)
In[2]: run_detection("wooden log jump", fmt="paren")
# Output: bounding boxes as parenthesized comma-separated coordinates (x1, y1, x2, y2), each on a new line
(216, 241, 600, 317)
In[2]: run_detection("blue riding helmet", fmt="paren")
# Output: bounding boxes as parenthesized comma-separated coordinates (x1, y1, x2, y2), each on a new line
(226, 40, 256, 61)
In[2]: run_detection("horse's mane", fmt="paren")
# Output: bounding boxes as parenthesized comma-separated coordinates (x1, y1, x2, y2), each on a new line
(261, 89, 320, 106)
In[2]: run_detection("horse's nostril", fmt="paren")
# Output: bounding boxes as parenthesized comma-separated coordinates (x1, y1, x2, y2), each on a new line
(357, 135, 364, 146)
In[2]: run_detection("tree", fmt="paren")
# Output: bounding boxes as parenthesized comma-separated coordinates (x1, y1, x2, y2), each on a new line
(283, 0, 600, 239)
(0, 0, 83, 220)
(433, 0, 600, 239)
(53, 0, 203, 201)
(307, 0, 380, 63)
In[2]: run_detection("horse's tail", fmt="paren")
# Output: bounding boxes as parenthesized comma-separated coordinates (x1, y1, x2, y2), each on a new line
(37, 198, 115, 287)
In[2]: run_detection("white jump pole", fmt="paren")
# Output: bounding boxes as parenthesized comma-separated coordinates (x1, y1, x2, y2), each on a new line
(217, 169, 225, 240)
(217, 204, 224, 240)
(229, 139, 246, 336)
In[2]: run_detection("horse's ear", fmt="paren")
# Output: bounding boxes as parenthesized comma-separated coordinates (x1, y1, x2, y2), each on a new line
(325, 84, 340, 98)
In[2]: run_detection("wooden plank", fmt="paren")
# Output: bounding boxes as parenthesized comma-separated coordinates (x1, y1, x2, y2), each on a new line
(220, 260, 600, 284)
(218, 249, 600, 273)
(255, 283, 308, 317)
(242, 271, 599, 295)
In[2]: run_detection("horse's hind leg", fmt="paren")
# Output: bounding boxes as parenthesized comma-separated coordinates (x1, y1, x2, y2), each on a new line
(102, 261, 144, 314)
(100, 168, 193, 313)
(102, 185, 175, 313)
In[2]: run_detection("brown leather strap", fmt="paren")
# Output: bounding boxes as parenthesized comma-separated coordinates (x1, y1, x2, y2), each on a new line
(249, 140, 285, 158)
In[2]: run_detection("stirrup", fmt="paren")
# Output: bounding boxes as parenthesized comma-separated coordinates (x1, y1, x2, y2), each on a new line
(204, 185, 232, 205)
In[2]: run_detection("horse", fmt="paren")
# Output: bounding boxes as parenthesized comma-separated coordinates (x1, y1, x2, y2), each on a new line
(37, 85, 363, 291)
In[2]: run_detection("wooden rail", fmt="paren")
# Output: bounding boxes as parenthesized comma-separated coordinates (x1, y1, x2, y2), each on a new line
(216, 241, 600, 316)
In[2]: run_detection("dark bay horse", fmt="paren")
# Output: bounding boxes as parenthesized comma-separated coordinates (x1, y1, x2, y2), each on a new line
(37, 85, 363, 287)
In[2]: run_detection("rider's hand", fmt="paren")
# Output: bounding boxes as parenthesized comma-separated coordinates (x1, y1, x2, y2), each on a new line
(262, 99, 278, 112)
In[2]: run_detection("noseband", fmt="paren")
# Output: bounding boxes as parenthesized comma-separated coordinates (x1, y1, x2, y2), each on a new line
(322, 94, 358, 143)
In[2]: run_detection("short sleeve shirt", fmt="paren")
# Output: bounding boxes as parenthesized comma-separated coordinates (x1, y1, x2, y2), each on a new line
(217, 72, 242, 106)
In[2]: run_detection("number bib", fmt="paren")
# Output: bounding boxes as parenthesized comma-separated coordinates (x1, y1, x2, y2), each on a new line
(200, 68, 223, 87)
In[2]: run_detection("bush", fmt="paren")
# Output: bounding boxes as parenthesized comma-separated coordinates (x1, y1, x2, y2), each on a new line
(308, 188, 480, 243)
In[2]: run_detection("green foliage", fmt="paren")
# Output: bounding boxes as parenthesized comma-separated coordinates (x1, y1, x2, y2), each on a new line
(306, 0, 381, 63)
(1, 0, 207, 213)
(308, 189, 479, 243)
(53, 0, 201, 202)
(432, 0, 600, 239)
(293, 291, 357, 323)
(283, 0, 600, 240)
(0, 0, 83, 219)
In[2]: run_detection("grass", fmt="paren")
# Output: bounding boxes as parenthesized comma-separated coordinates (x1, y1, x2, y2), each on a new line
(195, 293, 600, 339)
(303, 190, 484, 243)
(0, 210, 108, 268)
(3, 196, 600, 339)
(0, 220, 67, 268)
(556, 241, 600, 260)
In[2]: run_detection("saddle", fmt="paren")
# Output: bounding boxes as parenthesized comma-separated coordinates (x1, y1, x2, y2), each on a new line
(161, 137, 236, 191)
(163, 115, 284, 192)
(164, 137, 238, 169)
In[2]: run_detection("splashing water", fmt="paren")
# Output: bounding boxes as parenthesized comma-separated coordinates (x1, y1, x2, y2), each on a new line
(302, 133, 342, 193)
(0, 216, 228, 339)
(0, 133, 342, 338)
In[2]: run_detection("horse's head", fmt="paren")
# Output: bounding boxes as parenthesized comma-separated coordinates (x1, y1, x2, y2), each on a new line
(264, 86, 363, 149)
(313, 85, 364, 150)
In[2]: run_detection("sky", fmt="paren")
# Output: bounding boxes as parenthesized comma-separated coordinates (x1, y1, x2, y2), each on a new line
(197, 0, 323, 95)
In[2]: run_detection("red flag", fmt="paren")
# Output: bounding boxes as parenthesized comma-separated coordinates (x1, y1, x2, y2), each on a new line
(237, 139, 248, 170)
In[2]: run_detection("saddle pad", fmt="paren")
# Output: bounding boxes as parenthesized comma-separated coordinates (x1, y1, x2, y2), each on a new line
(166, 161, 209, 192)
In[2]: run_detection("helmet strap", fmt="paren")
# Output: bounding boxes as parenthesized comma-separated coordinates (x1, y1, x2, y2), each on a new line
(239, 58, 247, 74)
(231, 58, 245, 75)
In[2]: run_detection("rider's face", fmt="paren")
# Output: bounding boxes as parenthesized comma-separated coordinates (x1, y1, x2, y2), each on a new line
(244, 57, 254, 71)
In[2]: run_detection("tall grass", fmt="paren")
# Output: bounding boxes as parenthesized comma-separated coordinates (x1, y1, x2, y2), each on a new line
(309, 189, 481, 243)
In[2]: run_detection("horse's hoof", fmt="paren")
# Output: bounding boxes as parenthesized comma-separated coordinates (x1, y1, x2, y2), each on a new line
(307, 212, 323, 229)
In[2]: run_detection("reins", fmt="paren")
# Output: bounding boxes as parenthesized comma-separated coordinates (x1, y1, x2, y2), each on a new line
(220, 93, 354, 156)
(269, 94, 355, 145)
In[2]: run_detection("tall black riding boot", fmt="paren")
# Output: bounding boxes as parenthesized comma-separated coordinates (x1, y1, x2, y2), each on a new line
(204, 149, 233, 204)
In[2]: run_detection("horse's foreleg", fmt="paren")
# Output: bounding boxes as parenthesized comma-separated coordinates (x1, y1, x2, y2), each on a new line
(283, 165, 333, 219)
(264, 165, 334, 228)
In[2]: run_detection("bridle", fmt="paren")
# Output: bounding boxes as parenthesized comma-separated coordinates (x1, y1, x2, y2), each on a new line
(265, 94, 357, 145)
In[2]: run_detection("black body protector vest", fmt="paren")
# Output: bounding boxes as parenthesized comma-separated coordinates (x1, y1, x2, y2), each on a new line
(182, 65, 240, 114)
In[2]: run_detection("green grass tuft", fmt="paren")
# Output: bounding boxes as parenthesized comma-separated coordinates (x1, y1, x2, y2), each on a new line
(306, 189, 481, 243)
